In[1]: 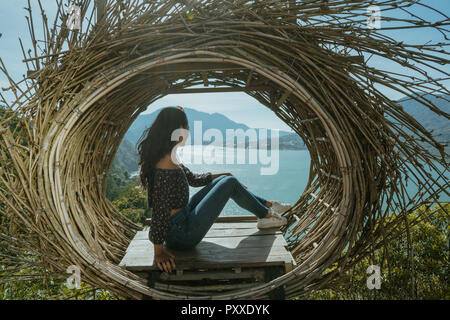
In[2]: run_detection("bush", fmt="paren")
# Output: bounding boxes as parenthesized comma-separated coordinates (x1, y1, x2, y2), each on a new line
(305, 203, 449, 300)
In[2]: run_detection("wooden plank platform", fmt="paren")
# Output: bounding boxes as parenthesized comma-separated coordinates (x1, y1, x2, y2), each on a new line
(120, 216, 296, 273)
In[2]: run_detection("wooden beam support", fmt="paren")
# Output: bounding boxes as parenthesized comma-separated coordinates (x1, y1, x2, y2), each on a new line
(299, 117, 319, 124)
(276, 89, 291, 108)
(269, 90, 276, 109)
(145, 215, 258, 226)
(164, 86, 271, 94)
(142, 63, 246, 75)
(246, 70, 254, 87)
(201, 71, 209, 87)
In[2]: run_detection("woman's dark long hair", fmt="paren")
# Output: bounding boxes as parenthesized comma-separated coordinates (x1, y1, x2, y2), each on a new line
(137, 106, 188, 208)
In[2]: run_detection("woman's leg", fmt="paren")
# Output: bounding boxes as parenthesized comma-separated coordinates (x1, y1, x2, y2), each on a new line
(246, 190, 269, 208)
(190, 175, 270, 210)
(187, 174, 228, 210)
(184, 175, 269, 247)
(166, 175, 229, 250)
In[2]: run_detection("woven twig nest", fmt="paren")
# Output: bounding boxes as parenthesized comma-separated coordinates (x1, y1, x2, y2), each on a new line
(0, 0, 448, 299)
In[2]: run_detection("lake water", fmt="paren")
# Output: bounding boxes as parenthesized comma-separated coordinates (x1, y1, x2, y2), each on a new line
(132, 146, 449, 216)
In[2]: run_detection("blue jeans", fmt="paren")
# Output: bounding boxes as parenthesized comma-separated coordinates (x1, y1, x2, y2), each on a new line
(165, 175, 269, 250)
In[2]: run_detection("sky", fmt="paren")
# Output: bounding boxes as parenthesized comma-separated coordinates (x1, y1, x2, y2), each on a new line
(0, 0, 448, 132)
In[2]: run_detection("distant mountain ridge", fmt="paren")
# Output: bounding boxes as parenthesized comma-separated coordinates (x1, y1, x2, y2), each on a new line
(391, 93, 449, 157)
(113, 97, 449, 172)
(124, 107, 295, 146)
(112, 138, 139, 173)
(395, 94, 449, 141)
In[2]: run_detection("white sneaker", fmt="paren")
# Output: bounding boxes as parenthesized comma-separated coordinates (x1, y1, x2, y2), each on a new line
(268, 200, 292, 213)
(257, 207, 287, 229)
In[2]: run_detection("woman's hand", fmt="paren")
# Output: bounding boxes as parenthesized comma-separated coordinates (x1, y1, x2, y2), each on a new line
(154, 248, 176, 273)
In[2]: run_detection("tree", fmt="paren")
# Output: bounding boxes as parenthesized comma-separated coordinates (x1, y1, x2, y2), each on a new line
(305, 203, 449, 300)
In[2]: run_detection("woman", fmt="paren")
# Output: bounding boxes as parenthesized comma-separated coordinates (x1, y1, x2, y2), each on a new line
(137, 106, 290, 273)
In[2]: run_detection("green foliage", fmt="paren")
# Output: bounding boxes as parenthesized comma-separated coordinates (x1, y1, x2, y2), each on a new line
(105, 164, 135, 200)
(0, 255, 117, 300)
(305, 203, 449, 300)
(111, 183, 151, 226)
(0, 104, 29, 148)
(0, 162, 148, 299)
(105, 163, 150, 226)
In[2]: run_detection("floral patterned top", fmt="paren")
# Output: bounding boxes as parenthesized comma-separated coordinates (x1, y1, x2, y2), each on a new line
(149, 163, 212, 245)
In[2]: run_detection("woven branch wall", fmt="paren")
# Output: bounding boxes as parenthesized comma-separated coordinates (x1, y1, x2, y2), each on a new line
(0, 0, 449, 299)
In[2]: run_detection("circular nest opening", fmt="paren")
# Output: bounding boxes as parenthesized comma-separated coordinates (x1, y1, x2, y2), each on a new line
(0, 1, 448, 299)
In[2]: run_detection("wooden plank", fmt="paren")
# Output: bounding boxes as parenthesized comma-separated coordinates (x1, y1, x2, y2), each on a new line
(120, 242, 293, 271)
(144, 221, 257, 230)
(159, 269, 265, 281)
(120, 220, 295, 272)
(122, 248, 293, 263)
(154, 281, 261, 292)
(215, 215, 257, 222)
(134, 227, 281, 240)
(145, 215, 258, 226)
(210, 222, 259, 229)
(126, 241, 290, 254)
(204, 227, 281, 238)
(133, 227, 283, 240)
(128, 235, 288, 250)
(140, 220, 258, 229)
(120, 254, 293, 271)
(123, 249, 293, 266)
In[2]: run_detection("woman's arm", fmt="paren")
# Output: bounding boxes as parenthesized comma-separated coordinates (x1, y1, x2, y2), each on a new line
(180, 166, 248, 189)
(211, 172, 230, 179)
(150, 173, 176, 272)
(180, 163, 212, 187)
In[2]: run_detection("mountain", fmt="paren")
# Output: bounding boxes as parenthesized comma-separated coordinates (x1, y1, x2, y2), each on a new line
(124, 106, 296, 148)
(397, 94, 449, 139)
(278, 132, 306, 150)
(113, 107, 303, 173)
(113, 97, 448, 169)
(112, 138, 139, 172)
(394, 93, 449, 157)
